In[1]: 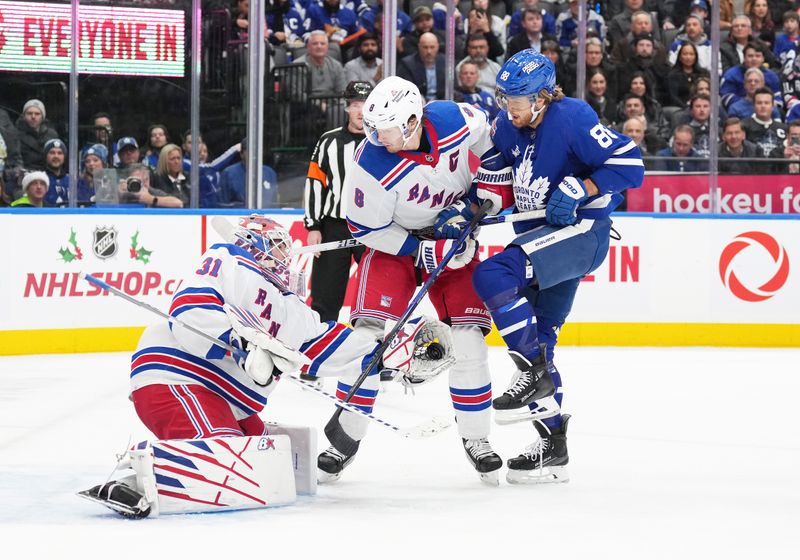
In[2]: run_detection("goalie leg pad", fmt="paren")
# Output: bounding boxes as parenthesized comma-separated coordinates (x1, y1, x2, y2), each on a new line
(448, 326, 492, 440)
(264, 422, 318, 496)
(126, 435, 297, 515)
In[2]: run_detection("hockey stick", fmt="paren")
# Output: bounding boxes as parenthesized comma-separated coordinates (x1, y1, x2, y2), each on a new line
(293, 208, 547, 255)
(323, 200, 494, 455)
(78, 272, 449, 439)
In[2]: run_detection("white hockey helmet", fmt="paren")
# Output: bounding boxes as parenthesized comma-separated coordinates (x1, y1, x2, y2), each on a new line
(232, 214, 304, 294)
(362, 76, 424, 148)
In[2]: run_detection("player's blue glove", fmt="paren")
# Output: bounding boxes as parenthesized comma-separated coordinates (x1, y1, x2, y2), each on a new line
(433, 201, 474, 239)
(546, 177, 589, 226)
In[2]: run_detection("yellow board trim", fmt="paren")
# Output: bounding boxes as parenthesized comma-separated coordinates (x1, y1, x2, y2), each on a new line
(1, 322, 798, 356)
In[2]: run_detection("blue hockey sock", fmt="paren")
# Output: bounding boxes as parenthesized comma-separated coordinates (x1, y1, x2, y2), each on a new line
(473, 246, 540, 360)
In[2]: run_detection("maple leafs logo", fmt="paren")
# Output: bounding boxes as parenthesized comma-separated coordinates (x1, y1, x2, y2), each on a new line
(58, 228, 84, 263)
(514, 144, 534, 190)
(129, 230, 153, 264)
(528, 176, 551, 207)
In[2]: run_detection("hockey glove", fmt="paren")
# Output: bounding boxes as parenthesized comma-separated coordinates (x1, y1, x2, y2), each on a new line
(433, 201, 474, 239)
(545, 177, 589, 226)
(382, 316, 455, 387)
(415, 236, 477, 274)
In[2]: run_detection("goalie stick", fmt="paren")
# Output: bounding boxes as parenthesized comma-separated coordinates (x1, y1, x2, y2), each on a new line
(78, 272, 451, 439)
(209, 210, 547, 256)
(324, 200, 494, 455)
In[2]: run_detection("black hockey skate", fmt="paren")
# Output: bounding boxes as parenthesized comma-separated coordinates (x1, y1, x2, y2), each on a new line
(317, 445, 357, 484)
(506, 414, 571, 484)
(462, 438, 503, 487)
(78, 481, 151, 518)
(492, 345, 556, 416)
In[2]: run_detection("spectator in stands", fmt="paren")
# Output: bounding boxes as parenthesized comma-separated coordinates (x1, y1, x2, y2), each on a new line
(541, 39, 574, 95)
(565, 37, 619, 99)
(622, 116, 656, 157)
(585, 68, 618, 125)
(721, 43, 783, 111)
(345, 32, 382, 85)
(119, 163, 183, 208)
(617, 33, 671, 107)
(77, 144, 108, 207)
(719, 117, 768, 174)
(617, 94, 668, 152)
(154, 144, 191, 206)
(469, 0, 509, 52)
(217, 139, 278, 207)
(11, 171, 48, 208)
(773, 119, 800, 173)
(0, 108, 22, 173)
(398, 32, 446, 101)
(232, 0, 250, 41)
(746, 0, 776, 48)
(509, 0, 556, 39)
(143, 124, 170, 170)
(360, 0, 413, 36)
(679, 93, 716, 157)
(42, 139, 69, 207)
(264, 0, 308, 51)
(400, 6, 446, 56)
(432, 2, 465, 44)
(115, 137, 141, 169)
(618, 71, 668, 136)
(728, 68, 783, 119)
(296, 31, 347, 96)
(610, 10, 668, 65)
(16, 99, 58, 171)
(457, 34, 502, 92)
(91, 112, 113, 159)
(607, 0, 653, 49)
(742, 87, 788, 156)
(506, 8, 557, 59)
(721, 15, 778, 72)
(556, 0, 605, 53)
(307, 0, 362, 58)
(666, 42, 711, 108)
(454, 61, 499, 119)
(667, 14, 713, 72)
(774, 10, 800, 65)
(652, 125, 708, 172)
(463, 7, 505, 62)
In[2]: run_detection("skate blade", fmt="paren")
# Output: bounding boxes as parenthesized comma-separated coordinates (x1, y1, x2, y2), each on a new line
(506, 465, 569, 485)
(494, 398, 560, 425)
(317, 469, 343, 485)
(479, 471, 500, 487)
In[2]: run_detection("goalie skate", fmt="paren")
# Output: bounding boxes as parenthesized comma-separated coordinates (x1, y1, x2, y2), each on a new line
(506, 415, 570, 484)
(317, 445, 357, 484)
(492, 346, 555, 413)
(78, 480, 151, 519)
(462, 438, 502, 487)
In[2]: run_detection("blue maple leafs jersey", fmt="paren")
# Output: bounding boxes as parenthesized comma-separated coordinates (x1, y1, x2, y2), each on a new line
(480, 97, 644, 232)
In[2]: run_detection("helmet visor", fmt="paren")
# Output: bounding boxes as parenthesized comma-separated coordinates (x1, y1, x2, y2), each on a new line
(496, 92, 535, 112)
(364, 122, 406, 147)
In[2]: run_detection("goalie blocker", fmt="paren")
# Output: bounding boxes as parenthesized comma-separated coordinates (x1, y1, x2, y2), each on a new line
(79, 423, 316, 517)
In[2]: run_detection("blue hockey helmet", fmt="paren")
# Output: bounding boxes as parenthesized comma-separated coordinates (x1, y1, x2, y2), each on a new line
(495, 49, 556, 110)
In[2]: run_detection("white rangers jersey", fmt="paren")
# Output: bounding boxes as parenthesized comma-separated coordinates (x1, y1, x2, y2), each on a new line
(344, 101, 494, 256)
(130, 242, 381, 420)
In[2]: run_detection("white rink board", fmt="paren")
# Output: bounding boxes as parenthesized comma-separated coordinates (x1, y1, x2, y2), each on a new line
(0, 212, 798, 334)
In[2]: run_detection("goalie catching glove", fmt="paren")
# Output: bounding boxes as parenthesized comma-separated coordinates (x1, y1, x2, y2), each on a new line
(381, 316, 455, 387)
(225, 305, 309, 387)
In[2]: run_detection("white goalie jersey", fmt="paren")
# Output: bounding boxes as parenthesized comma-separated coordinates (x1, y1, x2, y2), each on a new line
(344, 101, 494, 256)
(130, 242, 381, 420)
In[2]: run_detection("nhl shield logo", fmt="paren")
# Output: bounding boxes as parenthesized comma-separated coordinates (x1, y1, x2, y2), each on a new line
(93, 227, 118, 260)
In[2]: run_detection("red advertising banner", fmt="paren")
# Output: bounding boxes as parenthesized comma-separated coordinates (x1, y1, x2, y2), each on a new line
(0, 1, 184, 77)
(627, 174, 800, 214)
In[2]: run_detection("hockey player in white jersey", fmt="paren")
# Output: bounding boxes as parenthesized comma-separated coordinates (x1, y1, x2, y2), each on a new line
(317, 76, 504, 485)
(79, 214, 454, 517)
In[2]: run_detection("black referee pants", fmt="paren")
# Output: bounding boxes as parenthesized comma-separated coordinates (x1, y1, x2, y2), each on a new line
(310, 218, 365, 322)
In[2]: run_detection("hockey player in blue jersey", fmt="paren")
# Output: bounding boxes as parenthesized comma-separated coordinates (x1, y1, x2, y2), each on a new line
(436, 50, 644, 484)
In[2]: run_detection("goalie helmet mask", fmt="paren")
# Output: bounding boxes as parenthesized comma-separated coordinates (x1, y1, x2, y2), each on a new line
(232, 215, 305, 295)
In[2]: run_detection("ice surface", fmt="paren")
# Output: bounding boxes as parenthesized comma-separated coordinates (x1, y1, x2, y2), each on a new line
(1, 347, 799, 559)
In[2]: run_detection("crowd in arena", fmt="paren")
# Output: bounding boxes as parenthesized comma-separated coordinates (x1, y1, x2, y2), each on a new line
(4, 0, 800, 208)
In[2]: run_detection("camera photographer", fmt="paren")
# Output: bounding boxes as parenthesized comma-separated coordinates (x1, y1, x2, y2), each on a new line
(118, 164, 183, 208)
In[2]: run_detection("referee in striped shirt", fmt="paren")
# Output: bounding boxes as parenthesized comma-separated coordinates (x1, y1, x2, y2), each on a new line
(303, 81, 373, 322)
